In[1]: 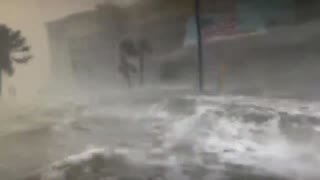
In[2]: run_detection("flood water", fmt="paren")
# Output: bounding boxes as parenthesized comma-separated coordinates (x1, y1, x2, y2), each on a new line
(1, 90, 320, 180)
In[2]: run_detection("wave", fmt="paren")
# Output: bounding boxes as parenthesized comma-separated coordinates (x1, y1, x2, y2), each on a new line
(144, 96, 320, 179)
(33, 95, 320, 180)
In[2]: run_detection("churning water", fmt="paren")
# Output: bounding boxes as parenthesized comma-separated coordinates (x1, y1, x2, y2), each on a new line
(1, 91, 320, 180)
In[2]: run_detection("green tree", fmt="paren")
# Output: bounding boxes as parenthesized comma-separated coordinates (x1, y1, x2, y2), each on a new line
(0, 24, 31, 96)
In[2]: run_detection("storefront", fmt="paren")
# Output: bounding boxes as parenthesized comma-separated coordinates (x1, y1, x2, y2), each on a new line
(185, 0, 297, 44)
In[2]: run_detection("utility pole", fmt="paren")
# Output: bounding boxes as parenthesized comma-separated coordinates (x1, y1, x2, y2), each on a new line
(195, 0, 204, 92)
(139, 54, 144, 86)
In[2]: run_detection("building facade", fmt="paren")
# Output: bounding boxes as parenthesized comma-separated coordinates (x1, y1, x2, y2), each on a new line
(47, 0, 320, 95)
(161, 0, 320, 95)
(47, 8, 127, 92)
(46, 1, 192, 91)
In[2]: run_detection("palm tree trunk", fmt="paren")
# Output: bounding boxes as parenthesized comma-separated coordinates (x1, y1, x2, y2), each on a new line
(139, 54, 144, 86)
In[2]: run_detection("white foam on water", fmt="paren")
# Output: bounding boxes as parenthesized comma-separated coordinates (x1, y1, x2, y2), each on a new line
(145, 95, 320, 179)
(53, 148, 106, 167)
(38, 95, 320, 180)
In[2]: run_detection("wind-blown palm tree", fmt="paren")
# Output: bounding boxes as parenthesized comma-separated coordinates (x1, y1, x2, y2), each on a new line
(118, 39, 138, 87)
(118, 39, 152, 87)
(0, 24, 31, 96)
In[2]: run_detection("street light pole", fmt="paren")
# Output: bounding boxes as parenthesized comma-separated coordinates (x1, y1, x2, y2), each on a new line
(195, 0, 204, 92)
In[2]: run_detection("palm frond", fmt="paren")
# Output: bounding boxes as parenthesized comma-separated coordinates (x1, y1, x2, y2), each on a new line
(12, 55, 32, 64)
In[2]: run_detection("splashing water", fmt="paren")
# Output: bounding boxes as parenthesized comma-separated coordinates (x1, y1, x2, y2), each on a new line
(3, 94, 320, 180)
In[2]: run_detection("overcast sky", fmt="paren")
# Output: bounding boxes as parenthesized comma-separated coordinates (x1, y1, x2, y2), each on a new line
(36, 0, 105, 22)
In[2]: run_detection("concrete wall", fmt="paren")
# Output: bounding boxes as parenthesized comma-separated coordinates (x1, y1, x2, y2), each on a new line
(46, 9, 126, 91)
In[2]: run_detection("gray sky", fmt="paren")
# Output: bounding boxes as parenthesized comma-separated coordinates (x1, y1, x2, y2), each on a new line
(36, 0, 139, 21)
(36, 0, 105, 22)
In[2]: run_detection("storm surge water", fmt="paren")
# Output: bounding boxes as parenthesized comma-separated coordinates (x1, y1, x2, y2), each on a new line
(145, 96, 320, 179)
(3, 93, 320, 180)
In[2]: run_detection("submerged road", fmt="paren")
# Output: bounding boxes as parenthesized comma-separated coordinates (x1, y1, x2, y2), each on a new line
(0, 90, 320, 180)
